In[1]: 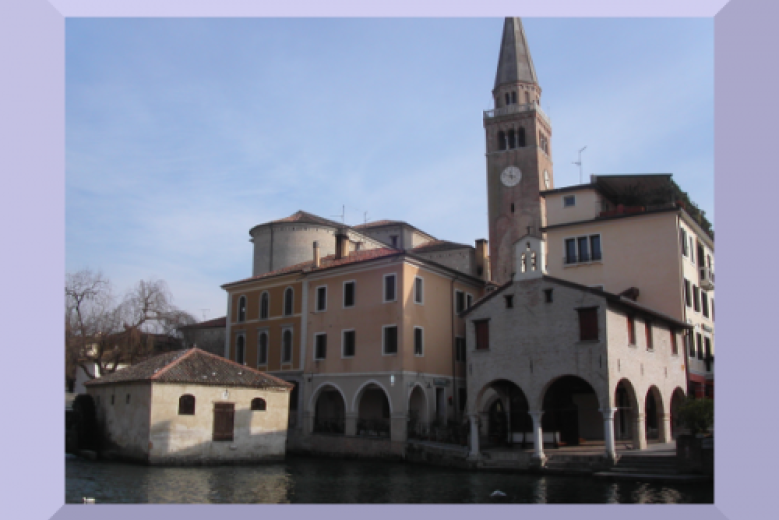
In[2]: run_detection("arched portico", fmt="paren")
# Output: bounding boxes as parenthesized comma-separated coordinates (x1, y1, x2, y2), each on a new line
(407, 384, 429, 439)
(469, 379, 532, 458)
(541, 375, 603, 446)
(310, 383, 347, 435)
(645, 385, 667, 442)
(354, 381, 392, 439)
(670, 386, 686, 438)
(614, 379, 639, 445)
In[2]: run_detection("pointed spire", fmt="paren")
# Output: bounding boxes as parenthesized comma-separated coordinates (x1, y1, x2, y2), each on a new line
(494, 17, 538, 89)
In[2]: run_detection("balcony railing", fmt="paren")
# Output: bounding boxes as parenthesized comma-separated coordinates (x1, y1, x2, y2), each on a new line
(483, 102, 551, 127)
(313, 418, 345, 435)
(564, 251, 603, 265)
(700, 265, 715, 290)
(357, 418, 390, 438)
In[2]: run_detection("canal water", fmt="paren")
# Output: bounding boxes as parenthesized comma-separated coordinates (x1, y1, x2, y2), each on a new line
(66, 454, 713, 504)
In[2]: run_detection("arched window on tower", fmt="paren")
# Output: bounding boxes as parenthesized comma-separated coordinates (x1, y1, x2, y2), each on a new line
(497, 131, 506, 151)
(284, 288, 294, 316)
(260, 292, 269, 320)
(520, 253, 527, 273)
(511, 91, 517, 104)
(237, 296, 246, 322)
(525, 92, 531, 104)
(518, 127, 526, 147)
(505, 93, 510, 106)
(507, 129, 516, 149)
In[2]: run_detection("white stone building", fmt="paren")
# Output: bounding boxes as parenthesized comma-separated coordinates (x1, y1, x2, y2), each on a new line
(463, 237, 690, 463)
(85, 348, 293, 464)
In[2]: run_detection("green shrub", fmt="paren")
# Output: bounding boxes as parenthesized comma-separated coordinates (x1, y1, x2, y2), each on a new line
(677, 397, 713, 435)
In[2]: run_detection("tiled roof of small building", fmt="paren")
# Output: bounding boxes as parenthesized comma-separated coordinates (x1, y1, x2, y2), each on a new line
(222, 248, 402, 287)
(412, 239, 472, 253)
(84, 348, 293, 389)
(179, 316, 227, 330)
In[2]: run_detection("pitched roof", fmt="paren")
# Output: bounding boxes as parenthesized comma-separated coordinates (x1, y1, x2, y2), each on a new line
(494, 17, 538, 88)
(179, 317, 226, 330)
(269, 210, 345, 228)
(222, 248, 402, 287)
(412, 239, 472, 253)
(84, 348, 293, 389)
(352, 220, 405, 229)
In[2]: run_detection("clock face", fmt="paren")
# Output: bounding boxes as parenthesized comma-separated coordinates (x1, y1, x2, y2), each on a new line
(544, 170, 550, 189)
(501, 166, 522, 187)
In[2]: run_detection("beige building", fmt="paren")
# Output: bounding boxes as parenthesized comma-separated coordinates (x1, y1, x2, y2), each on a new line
(84, 348, 292, 464)
(222, 212, 487, 456)
(464, 237, 691, 462)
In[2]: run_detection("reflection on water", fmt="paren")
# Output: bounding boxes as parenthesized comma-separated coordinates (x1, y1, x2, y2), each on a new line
(65, 454, 713, 504)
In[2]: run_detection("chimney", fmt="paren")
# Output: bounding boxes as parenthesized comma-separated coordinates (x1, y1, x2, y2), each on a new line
(313, 241, 321, 268)
(475, 239, 489, 281)
(335, 228, 349, 260)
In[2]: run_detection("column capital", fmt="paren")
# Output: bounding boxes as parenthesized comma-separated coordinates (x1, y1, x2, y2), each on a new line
(599, 407, 618, 419)
(528, 410, 544, 420)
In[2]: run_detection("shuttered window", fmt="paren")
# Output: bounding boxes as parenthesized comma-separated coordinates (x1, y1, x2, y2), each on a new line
(475, 320, 489, 350)
(578, 308, 598, 341)
(212, 403, 234, 442)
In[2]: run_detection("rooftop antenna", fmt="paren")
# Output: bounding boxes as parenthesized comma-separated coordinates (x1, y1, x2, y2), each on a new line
(331, 205, 345, 224)
(363, 211, 368, 224)
(200, 309, 209, 321)
(573, 146, 587, 184)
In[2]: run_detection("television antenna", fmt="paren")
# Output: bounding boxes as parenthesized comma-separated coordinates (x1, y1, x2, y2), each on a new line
(573, 146, 587, 184)
(199, 309, 209, 321)
(331, 205, 345, 224)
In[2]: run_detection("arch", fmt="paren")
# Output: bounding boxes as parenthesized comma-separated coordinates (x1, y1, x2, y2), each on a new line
(407, 384, 429, 439)
(310, 383, 347, 435)
(473, 378, 532, 446)
(251, 397, 267, 411)
(355, 382, 392, 437)
(260, 291, 269, 320)
(540, 375, 603, 446)
(257, 331, 268, 365)
(235, 335, 245, 365)
(644, 385, 665, 440)
(670, 386, 686, 437)
(504, 92, 510, 105)
(511, 91, 517, 104)
(497, 130, 506, 151)
(507, 129, 516, 149)
(517, 127, 526, 147)
(352, 379, 393, 415)
(281, 329, 293, 364)
(283, 287, 294, 316)
(237, 295, 247, 322)
(613, 378, 639, 441)
(178, 394, 195, 415)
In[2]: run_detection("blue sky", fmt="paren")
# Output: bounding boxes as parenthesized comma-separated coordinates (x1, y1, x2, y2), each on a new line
(66, 18, 714, 321)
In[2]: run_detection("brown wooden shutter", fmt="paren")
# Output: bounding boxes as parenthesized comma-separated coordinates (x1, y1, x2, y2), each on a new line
(578, 308, 598, 341)
(475, 320, 489, 350)
(213, 403, 235, 442)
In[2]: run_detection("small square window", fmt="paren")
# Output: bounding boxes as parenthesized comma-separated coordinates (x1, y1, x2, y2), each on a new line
(504, 295, 514, 308)
(314, 333, 327, 360)
(383, 325, 398, 355)
(544, 289, 553, 303)
(384, 274, 397, 302)
(564, 195, 576, 207)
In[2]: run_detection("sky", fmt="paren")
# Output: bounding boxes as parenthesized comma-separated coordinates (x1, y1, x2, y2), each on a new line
(65, 17, 714, 321)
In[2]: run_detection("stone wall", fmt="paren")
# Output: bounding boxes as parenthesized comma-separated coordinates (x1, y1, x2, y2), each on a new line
(287, 431, 404, 460)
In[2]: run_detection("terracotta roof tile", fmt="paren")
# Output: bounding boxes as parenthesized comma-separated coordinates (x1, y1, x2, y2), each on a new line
(84, 348, 293, 389)
(412, 239, 472, 253)
(352, 220, 405, 229)
(179, 317, 226, 330)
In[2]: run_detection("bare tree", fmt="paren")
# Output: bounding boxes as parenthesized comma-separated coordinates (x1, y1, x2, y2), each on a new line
(66, 269, 197, 386)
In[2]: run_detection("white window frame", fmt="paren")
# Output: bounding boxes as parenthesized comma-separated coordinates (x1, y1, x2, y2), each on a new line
(313, 332, 327, 361)
(257, 329, 269, 366)
(414, 276, 424, 305)
(563, 195, 576, 207)
(281, 327, 293, 365)
(343, 280, 356, 309)
(237, 295, 247, 323)
(382, 324, 398, 356)
(413, 326, 424, 357)
(383, 273, 397, 303)
(341, 328, 356, 358)
(283, 286, 294, 316)
(563, 234, 603, 265)
(315, 285, 327, 312)
(259, 291, 270, 320)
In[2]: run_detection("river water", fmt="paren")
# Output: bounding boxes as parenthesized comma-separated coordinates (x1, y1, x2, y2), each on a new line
(65, 454, 713, 504)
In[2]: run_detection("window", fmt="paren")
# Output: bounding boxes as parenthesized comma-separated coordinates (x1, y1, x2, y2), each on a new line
(466, 294, 473, 309)
(693, 285, 701, 312)
(178, 394, 195, 415)
(671, 330, 678, 356)
(455, 337, 466, 362)
(251, 398, 266, 411)
(684, 279, 692, 308)
(517, 127, 526, 147)
(544, 289, 553, 303)
(696, 333, 703, 360)
(687, 332, 695, 358)
(414, 327, 424, 356)
(213, 403, 234, 442)
(414, 277, 424, 304)
(237, 296, 246, 322)
(680, 228, 688, 256)
(284, 288, 294, 316)
(260, 292, 269, 320)
(316, 286, 327, 312)
(689, 237, 695, 263)
(627, 315, 636, 345)
(343, 281, 355, 308)
(564, 195, 576, 207)
(704, 337, 713, 372)
(505, 295, 514, 308)
(475, 320, 490, 350)
(455, 290, 465, 313)
(257, 332, 268, 365)
(564, 235, 601, 264)
(282, 329, 293, 364)
(701, 292, 709, 318)
(236, 335, 245, 365)
(126, 394, 130, 404)
(342, 330, 356, 358)
(384, 274, 396, 302)
(578, 308, 598, 341)
(383, 325, 398, 355)
(390, 235, 399, 248)
(459, 387, 467, 412)
(314, 333, 327, 360)
(645, 321, 653, 351)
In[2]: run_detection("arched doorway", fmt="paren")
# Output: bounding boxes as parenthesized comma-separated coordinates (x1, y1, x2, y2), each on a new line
(542, 376, 601, 446)
(313, 385, 346, 434)
(407, 385, 428, 439)
(614, 379, 638, 442)
(670, 387, 686, 438)
(356, 383, 391, 437)
(477, 379, 531, 447)
(645, 386, 664, 440)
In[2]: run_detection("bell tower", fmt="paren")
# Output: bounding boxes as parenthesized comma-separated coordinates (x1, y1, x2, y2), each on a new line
(484, 17, 554, 284)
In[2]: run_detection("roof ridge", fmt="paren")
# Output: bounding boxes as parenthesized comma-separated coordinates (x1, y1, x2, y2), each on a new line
(194, 348, 293, 388)
(150, 348, 195, 380)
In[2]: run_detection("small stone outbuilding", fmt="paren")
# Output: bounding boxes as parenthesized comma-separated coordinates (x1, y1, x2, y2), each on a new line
(85, 347, 293, 464)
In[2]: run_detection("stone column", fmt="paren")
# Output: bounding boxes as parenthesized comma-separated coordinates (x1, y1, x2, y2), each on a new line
(659, 413, 672, 443)
(529, 410, 546, 463)
(345, 413, 358, 436)
(600, 407, 618, 461)
(468, 414, 481, 459)
(633, 413, 647, 450)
